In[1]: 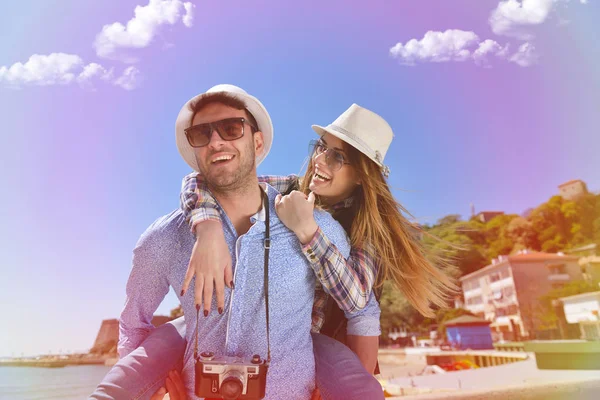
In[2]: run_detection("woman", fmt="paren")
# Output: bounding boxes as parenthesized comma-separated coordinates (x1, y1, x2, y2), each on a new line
(178, 104, 456, 396)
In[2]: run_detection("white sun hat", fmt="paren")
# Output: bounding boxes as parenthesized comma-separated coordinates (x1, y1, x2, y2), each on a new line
(175, 84, 273, 172)
(312, 104, 394, 177)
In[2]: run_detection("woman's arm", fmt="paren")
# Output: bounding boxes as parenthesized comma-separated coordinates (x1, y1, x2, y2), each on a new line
(311, 283, 328, 333)
(180, 172, 221, 232)
(179, 173, 300, 314)
(181, 173, 298, 232)
(301, 229, 378, 313)
(275, 191, 378, 313)
(258, 174, 299, 194)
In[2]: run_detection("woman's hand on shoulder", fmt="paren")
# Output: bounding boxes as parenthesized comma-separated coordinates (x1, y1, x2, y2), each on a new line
(275, 191, 318, 244)
(181, 220, 233, 316)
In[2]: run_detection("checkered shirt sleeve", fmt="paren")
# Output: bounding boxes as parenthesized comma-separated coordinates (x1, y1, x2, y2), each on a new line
(180, 173, 299, 233)
(302, 227, 378, 313)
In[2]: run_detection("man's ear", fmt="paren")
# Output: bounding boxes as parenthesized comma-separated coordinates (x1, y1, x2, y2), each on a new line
(253, 131, 265, 157)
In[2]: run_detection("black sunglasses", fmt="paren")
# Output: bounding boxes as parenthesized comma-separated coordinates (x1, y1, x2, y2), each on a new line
(309, 139, 351, 172)
(184, 117, 257, 148)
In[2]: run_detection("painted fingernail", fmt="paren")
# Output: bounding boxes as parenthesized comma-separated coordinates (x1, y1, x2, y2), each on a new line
(196, 304, 200, 311)
(180, 290, 185, 296)
(218, 307, 223, 314)
(204, 310, 209, 317)
(230, 281, 235, 289)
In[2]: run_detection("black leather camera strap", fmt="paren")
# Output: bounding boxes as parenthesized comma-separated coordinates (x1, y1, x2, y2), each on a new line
(262, 189, 271, 364)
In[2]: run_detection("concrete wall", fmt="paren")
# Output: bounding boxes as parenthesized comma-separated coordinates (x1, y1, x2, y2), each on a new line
(396, 379, 600, 400)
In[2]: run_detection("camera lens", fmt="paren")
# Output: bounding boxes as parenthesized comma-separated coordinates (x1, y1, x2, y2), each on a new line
(220, 372, 244, 400)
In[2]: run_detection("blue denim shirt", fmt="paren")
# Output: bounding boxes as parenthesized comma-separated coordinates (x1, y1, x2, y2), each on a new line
(118, 184, 381, 399)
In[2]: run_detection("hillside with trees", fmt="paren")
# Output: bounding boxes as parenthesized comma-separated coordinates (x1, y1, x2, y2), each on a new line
(379, 191, 600, 339)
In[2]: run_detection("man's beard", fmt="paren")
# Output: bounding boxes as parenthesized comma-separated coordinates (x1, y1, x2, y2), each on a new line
(197, 142, 256, 195)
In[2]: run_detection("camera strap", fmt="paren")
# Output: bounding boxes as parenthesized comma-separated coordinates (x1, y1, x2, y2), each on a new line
(262, 189, 271, 364)
(194, 187, 272, 365)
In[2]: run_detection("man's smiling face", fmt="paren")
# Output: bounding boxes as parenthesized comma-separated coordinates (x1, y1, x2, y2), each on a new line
(192, 102, 263, 192)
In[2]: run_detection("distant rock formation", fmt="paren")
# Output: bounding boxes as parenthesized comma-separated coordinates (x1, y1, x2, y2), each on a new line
(90, 316, 172, 356)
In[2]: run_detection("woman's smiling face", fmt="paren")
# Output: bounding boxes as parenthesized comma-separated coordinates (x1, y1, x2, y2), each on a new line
(308, 133, 360, 205)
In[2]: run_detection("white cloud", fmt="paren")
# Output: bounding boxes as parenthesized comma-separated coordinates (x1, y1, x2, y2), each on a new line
(490, 0, 588, 39)
(78, 63, 113, 82)
(390, 30, 481, 65)
(0, 53, 140, 90)
(473, 40, 510, 66)
(77, 63, 114, 90)
(509, 42, 539, 66)
(114, 66, 142, 90)
(0, 53, 84, 87)
(490, 0, 553, 39)
(94, 0, 195, 61)
(182, 2, 194, 27)
(390, 30, 533, 67)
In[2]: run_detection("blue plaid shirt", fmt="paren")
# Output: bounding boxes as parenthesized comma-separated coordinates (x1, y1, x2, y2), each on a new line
(119, 184, 380, 399)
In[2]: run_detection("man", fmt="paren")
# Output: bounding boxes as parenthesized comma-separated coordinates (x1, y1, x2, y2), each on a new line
(98, 85, 380, 400)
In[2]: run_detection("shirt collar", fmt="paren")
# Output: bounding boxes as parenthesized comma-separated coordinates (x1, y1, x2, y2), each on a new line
(251, 183, 269, 222)
(331, 196, 354, 211)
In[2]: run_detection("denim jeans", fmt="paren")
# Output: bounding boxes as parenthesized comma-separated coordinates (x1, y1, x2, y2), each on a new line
(89, 317, 383, 400)
(89, 318, 187, 400)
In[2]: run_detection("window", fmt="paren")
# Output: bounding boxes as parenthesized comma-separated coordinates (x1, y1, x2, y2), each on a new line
(490, 268, 510, 283)
(466, 295, 483, 305)
(463, 280, 481, 291)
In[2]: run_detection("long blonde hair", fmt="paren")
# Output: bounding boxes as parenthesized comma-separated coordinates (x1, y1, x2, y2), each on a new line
(299, 142, 457, 318)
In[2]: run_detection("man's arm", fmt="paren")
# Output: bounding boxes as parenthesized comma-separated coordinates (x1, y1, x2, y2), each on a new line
(118, 221, 172, 358)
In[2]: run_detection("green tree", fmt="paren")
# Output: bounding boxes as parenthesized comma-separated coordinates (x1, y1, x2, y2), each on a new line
(529, 196, 570, 252)
(170, 304, 183, 319)
(379, 281, 425, 338)
(482, 214, 518, 260)
(423, 216, 487, 277)
(506, 216, 538, 251)
(538, 280, 598, 330)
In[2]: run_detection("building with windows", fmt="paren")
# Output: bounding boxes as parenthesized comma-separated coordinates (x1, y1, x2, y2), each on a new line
(558, 179, 588, 201)
(460, 251, 582, 341)
(560, 291, 600, 340)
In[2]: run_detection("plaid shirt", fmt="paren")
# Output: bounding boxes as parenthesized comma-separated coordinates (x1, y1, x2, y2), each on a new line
(180, 172, 379, 332)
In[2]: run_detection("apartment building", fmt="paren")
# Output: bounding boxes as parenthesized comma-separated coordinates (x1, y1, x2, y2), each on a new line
(460, 251, 582, 340)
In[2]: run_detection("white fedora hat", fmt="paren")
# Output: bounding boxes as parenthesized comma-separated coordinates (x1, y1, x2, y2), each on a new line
(175, 84, 273, 172)
(312, 104, 393, 176)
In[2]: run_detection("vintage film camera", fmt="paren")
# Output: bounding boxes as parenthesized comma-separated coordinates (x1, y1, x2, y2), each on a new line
(195, 352, 268, 399)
